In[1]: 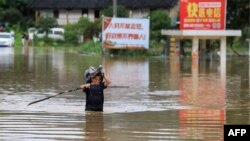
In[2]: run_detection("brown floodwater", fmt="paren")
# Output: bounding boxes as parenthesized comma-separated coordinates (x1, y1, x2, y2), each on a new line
(0, 47, 249, 141)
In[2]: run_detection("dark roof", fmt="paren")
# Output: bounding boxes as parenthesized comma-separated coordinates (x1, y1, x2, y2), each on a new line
(29, 0, 178, 9)
(118, 0, 178, 9)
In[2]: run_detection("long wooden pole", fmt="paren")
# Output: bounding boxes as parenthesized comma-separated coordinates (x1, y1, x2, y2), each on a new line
(27, 88, 81, 106)
(27, 86, 129, 106)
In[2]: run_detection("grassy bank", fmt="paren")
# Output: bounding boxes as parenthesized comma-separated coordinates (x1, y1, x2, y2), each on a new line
(78, 39, 165, 56)
(13, 29, 248, 57)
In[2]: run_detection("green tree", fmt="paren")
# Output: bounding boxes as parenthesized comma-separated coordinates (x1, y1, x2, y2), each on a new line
(227, 0, 249, 48)
(37, 16, 57, 32)
(64, 17, 101, 44)
(2, 8, 22, 25)
(0, 0, 33, 30)
(77, 17, 101, 39)
(149, 10, 171, 41)
(64, 17, 90, 44)
(77, 17, 91, 34)
(64, 23, 80, 44)
(0, 0, 30, 13)
(0, 7, 3, 21)
(227, 0, 249, 29)
(0, 0, 7, 7)
(101, 5, 129, 17)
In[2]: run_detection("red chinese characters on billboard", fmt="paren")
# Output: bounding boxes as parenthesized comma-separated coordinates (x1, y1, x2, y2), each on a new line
(102, 17, 150, 49)
(180, 0, 226, 30)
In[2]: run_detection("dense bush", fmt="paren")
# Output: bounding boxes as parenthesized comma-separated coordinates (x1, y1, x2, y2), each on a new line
(85, 20, 101, 39)
(0, 8, 4, 21)
(79, 40, 102, 53)
(231, 27, 250, 48)
(0, 0, 33, 30)
(242, 26, 250, 40)
(64, 17, 101, 44)
(1, 8, 23, 25)
(77, 17, 96, 39)
(37, 16, 57, 32)
(64, 23, 81, 44)
(149, 10, 171, 42)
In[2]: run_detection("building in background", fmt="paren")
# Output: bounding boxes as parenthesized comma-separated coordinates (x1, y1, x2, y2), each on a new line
(29, 0, 178, 25)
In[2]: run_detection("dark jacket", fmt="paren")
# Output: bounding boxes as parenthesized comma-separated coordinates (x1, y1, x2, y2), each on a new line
(84, 82, 107, 111)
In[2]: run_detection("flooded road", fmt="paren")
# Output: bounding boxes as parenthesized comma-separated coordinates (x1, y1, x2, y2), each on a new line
(0, 47, 249, 140)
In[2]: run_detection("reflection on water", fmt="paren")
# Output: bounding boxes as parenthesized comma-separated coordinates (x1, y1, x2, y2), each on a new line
(179, 109, 224, 140)
(0, 111, 85, 140)
(103, 56, 149, 87)
(84, 112, 107, 141)
(0, 47, 14, 71)
(0, 47, 249, 140)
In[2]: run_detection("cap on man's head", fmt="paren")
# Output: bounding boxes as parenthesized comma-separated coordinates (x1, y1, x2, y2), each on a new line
(88, 66, 97, 74)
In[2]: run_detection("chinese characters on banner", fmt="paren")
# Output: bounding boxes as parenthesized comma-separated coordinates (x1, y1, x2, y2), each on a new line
(180, 0, 226, 30)
(102, 17, 150, 49)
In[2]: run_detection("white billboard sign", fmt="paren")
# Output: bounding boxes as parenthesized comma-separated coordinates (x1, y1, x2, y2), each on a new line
(102, 17, 150, 49)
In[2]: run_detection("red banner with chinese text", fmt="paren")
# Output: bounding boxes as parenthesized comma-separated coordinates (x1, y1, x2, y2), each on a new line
(180, 0, 226, 30)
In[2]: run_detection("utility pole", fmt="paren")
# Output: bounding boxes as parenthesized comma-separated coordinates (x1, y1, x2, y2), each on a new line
(113, 0, 117, 17)
(247, 39, 250, 61)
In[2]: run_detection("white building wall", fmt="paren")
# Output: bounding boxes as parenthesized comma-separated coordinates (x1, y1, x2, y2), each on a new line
(88, 9, 95, 22)
(57, 9, 93, 25)
(68, 10, 82, 24)
(40, 10, 53, 17)
(58, 10, 67, 25)
(57, 10, 82, 25)
(38, 7, 176, 25)
(130, 9, 150, 18)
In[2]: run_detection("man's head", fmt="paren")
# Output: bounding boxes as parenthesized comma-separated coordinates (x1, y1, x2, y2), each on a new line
(91, 74, 102, 85)
(84, 65, 104, 83)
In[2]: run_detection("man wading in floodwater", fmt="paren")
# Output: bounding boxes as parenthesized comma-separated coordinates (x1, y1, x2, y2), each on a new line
(80, 65, 111, 112)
